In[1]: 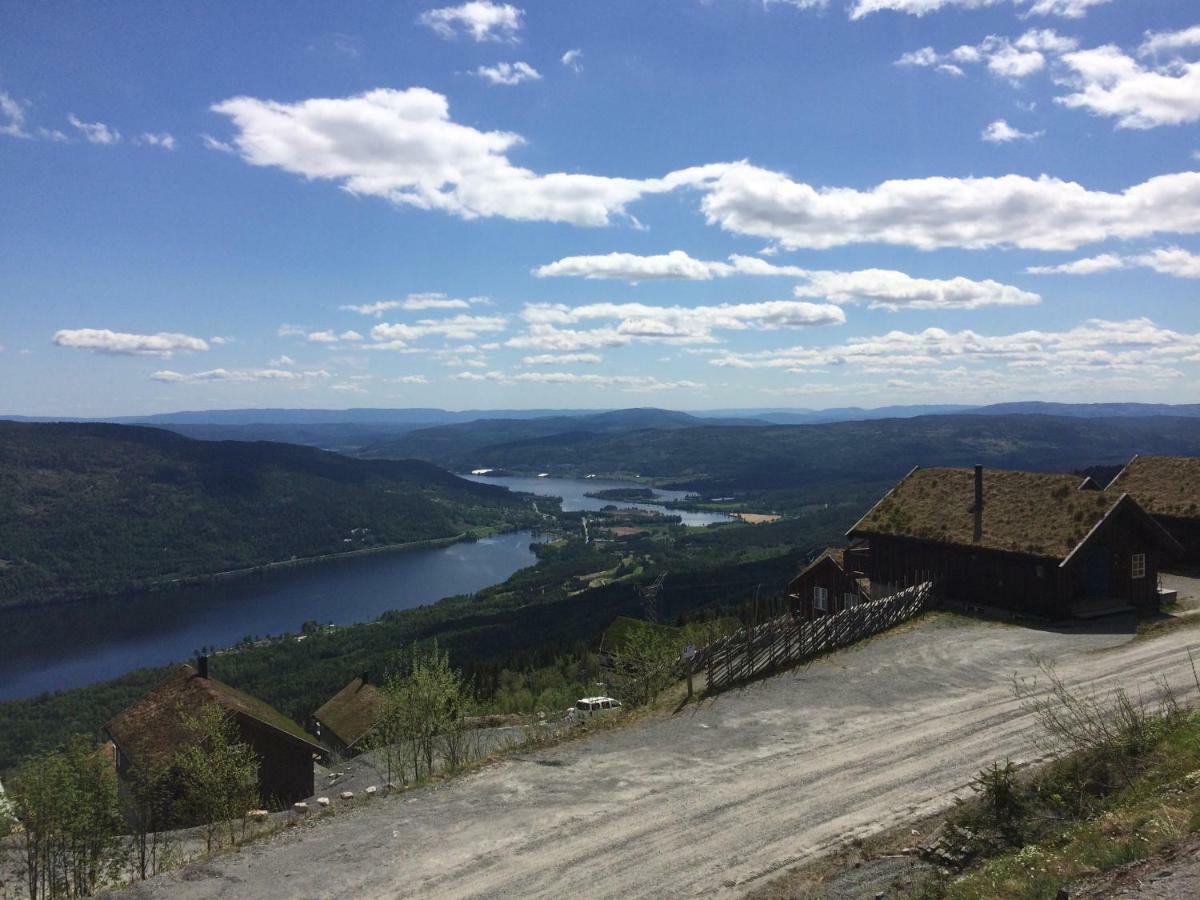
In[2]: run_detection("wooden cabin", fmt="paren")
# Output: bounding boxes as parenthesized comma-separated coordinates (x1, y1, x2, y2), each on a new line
(848, 465, 1182, 621)
(312, 673, 382, 757)
(788, 548, 871, 620)
(103, 657, 323, 809)
(1107, 455, 1200, 567)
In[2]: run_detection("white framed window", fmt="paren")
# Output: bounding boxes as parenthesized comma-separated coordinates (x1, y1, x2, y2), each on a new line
(813, 586, 828, 611)
(1132, 553, 1146, 580)
(844, 592, 859, 608)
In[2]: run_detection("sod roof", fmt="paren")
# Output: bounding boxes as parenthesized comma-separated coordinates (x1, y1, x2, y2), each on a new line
(1108, 455, 1200, 520)
(104, 664, 321, 764)
(849, 467, 1124, 560)
(312, 676, 381, 750)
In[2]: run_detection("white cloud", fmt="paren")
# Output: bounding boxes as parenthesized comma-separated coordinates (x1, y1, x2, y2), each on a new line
(340, 293, 475, 316)
(1056, 45, 1200, 129)
(455, 369, 703, 392)
(851, 0, 1108, 19)
(897, 29, 1076, 81)
(269, 355, 296, 367)
(277, 324, 307, 337)
(505, 324, 630, 352)
(677, 163, 1200, 251)
(53, 328, 209, 358)
(561, 49, 583, 73)
(391, 374, 431, 384)
(138, 132, 176, 150)
(211, 87, 666, 226)
(67, 114, 120, 145)
(521, 352, 602, 365)
(981, 119, 1043, 142)
(307, 330, 340, 343)
(534, 249, 1038, 310)
(1, 90, 30, 138)
(1026, 253, 1126, 274)
(473, 61, 541, 86)
(152, 368, 332, 384)
(1029, 246, 1200, 278)
(369, 314, 508, 346)
(709, 318, 1200, 382)
(418, 2, 523, 42)
(201, 133, 236, 153)
(1139, 26, 1200, 58)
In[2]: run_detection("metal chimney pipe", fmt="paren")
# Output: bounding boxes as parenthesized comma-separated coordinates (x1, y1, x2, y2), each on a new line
(360, 671, 369, 685)
(197, 655, 209, 679)
(973, 465, 984, 543)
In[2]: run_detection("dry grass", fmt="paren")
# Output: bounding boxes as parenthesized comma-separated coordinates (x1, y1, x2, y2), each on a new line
(1110, 455, 1200, 519)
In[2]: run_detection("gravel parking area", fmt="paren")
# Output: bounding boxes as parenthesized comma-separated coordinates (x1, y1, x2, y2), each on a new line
(125, 612, 1200, 900)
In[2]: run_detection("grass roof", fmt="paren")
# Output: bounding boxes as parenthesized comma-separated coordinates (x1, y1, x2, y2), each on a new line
(312, 676, 381, 750)
(105, 664, 321, 764)
(850, 467, 1121, 560)
(1108, 455, 1200, 519)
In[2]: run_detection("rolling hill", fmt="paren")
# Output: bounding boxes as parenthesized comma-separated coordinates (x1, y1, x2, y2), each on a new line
(0, 422, 537, 608)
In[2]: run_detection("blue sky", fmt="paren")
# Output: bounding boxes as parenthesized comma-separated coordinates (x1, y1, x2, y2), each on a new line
(2, 0, 1198, 415)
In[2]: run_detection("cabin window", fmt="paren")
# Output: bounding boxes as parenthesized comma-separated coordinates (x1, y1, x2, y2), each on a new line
(813, 586, 828, 611)
(844, 592, 859, 608)
(1131, 553, 1146, 580)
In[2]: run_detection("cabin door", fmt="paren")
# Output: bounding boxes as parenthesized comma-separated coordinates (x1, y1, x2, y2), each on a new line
(1084, 549, 1109, 597)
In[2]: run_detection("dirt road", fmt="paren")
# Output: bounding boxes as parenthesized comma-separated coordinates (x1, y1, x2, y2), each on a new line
(127, 614, 1200, 900)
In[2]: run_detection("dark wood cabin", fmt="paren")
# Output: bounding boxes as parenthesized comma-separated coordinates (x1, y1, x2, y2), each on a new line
(1107, 455, 1200, 568)
(104, 657, 323, 810)
(312, 673, 382, 757)
(788, 548, 872, 620)
(848, 465, 1183, 621)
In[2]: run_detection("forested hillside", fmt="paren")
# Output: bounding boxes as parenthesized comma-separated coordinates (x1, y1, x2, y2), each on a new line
(368, 414, 1200, 496)
(0, 422, 537, 607)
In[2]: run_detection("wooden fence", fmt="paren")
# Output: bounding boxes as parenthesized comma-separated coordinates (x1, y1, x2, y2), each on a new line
(702, 581, 935, 692)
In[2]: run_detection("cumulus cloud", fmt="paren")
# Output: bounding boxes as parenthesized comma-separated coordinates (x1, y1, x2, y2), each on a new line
(677, 163, 1200, 251)
(534, 250, 1039, 310)
(521, 352, 602, 365)
(53, 329, 209, 358)
(368, 314, 508, 347)
(561, 49, 583, 73)
(340, 293, 477, 316)
(1139, 26, 1200, 58)
(981, 119, 1043, 142)
(1056, 45, 1200, 129)
(851, 0, 1109, 19)
(211, 87, 667, 226)
(200, 133, 236, 153)
(417, 2, 523, 42)
(152, 368, 332, 383)
(1, 91, 31, 138)
(1027, 246, 1200, 278)
(269, 355, 295, 367)
(897, 29, 1077, 80)
(138, 132, 176, 150)
(391, 374, 431, 384)
(473, 61, 541, 86)
(67, 114, 120, 145)
(709, 318, 1200, 383)
(454, 369, 702, 392)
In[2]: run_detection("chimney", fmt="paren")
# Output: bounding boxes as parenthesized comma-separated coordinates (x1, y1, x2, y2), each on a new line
(197, 655, 209, 679)
(360, 671, 369, 686)
(973, 465, 984, 543)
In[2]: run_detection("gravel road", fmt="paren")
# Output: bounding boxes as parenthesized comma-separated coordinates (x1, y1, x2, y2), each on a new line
(126, 611, 1200, 900)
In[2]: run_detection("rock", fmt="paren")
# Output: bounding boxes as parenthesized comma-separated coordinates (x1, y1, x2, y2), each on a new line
(292, 802, 308, 814)
(247, 809, 270, 821)
(340, 791, 354, 800)
(365, 786, 378, 796)
(316, 797, 331, 807)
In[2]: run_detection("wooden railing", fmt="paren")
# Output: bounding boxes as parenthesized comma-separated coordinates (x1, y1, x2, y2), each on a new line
(703, 581, 935, 692)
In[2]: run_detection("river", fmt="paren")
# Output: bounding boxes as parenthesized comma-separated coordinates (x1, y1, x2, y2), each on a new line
(0, 530, 540, 702)
(461, 474, 735, 527)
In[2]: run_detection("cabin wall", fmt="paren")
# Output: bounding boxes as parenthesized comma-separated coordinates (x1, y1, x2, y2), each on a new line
(862, 535, 1065, 619)
(236, 717, 315, 807)
(788, 561, 866, 620)
(1061, 511, 1164, 611)
(1155, 515, 1200, 568)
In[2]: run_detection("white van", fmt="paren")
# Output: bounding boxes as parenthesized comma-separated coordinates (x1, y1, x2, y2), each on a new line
(566, 696, 622, 720)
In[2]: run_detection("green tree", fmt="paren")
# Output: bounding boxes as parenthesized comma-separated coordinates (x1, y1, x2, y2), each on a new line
(10, 736, 125, 899)
(170, 704, 259, 853)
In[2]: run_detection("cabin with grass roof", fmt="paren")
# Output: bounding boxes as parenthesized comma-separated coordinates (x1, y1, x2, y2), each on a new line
(788, 547, 872, 621)
(104, 656, 323, 809)
(312, 673, 382, 757)
(1106, 455, 1200, 568)
(848, 465, 1182, 620)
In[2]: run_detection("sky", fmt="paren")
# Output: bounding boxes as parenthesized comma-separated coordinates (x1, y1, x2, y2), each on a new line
(1, 0, 1199, 416)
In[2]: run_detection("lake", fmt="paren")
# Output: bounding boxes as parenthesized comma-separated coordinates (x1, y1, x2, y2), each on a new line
(0, 530, 540, 702)
(461, 474, 735, 527)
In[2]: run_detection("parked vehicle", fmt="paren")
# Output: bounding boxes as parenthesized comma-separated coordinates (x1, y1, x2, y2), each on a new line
(565, 696, 622, 721)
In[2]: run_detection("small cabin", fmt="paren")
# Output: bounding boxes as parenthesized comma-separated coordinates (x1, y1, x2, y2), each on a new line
(104, 657, 323, 810)
(312, 673, 382, 757)
(848, 465, 1182, 621)
(788, 547, 871, 620)
(1107, 455, 1200, 567)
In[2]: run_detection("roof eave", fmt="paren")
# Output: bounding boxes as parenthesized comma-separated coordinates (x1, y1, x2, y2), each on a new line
(845, 465, 921, 539)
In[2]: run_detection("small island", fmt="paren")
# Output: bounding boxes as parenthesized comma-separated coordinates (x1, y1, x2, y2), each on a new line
(584, 487, 658, 502)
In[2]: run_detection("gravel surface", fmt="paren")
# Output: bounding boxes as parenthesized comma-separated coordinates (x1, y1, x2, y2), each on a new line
(123, 611, 1200, 900)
